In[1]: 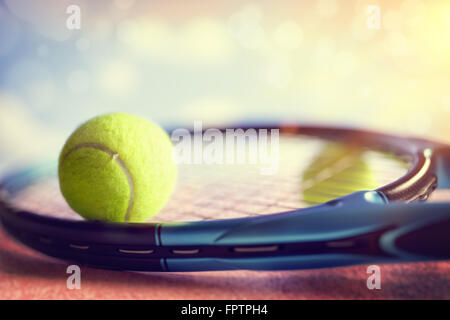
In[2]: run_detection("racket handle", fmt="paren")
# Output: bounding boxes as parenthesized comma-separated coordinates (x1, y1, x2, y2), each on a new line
(161, 191, 450, 269)
(165, 199, 450, 271)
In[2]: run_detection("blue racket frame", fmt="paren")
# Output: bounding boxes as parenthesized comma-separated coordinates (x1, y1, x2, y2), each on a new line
(1, 125, 449, 271)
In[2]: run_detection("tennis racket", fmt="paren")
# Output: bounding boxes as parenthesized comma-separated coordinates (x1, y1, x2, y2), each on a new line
(0, 124, 449, 272)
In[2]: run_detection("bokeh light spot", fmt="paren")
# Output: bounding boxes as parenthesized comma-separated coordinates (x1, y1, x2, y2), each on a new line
(68, 70, 90, 93)
(98, 61, 138, 96)
(317, 0, 339, 18)
(272, 21, 303, 51)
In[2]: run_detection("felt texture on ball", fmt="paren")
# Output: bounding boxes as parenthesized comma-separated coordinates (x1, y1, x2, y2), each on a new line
(58, 113, 177, 222)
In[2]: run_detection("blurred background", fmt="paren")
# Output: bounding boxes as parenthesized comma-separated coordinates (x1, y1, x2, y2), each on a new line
(0, 0, 449, 171)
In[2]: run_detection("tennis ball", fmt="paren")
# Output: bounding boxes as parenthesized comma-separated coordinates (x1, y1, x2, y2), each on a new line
(58, 113, 177, 222)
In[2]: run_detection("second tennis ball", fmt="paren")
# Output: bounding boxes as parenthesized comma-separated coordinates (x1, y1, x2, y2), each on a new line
(58, 113, 177, 222)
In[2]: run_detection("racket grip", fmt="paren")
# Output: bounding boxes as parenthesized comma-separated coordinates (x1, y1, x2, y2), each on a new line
(380, 205, 450, 260)
(161, 191, 450, 266)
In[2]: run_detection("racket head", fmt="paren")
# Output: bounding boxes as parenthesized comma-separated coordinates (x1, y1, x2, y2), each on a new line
(3, 125, 416, 222)
(0, 124, 447, 271)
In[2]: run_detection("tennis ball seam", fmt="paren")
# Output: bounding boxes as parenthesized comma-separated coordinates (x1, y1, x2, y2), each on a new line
(61, 142, 135, 222)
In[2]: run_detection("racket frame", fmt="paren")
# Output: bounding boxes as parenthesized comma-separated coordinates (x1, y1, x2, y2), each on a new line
(1, 124, 449, 271)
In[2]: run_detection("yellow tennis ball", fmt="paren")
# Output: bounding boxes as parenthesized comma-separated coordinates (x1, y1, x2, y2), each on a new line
(58, 113, 177, 222)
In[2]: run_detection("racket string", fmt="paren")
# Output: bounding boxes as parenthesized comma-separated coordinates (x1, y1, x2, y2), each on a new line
(8, 136, 410, 222)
